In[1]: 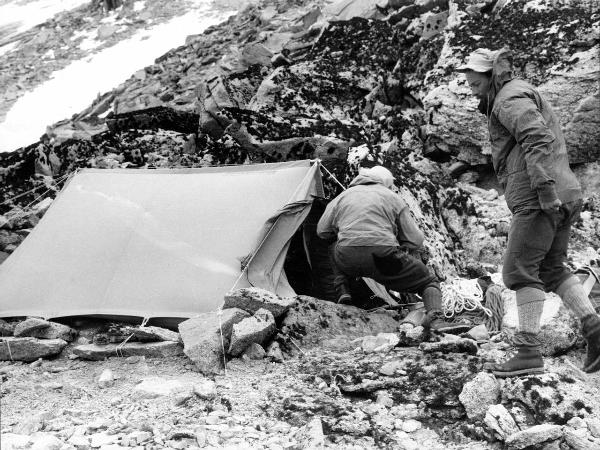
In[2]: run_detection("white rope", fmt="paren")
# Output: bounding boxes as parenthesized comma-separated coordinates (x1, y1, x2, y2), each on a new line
(1, 172, 71, 222)
(318, 162, 346, 192)
(115, 317, 150, 357)
(4, 340, 13, 362)
(0, 172, 71, 208)
(441, 278, 492, 318)
(217, 307, 228, 376)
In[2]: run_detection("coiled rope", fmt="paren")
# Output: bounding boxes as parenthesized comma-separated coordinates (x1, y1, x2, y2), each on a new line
(441, 278, 492, 318)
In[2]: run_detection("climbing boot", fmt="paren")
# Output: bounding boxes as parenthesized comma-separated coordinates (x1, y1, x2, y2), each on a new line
(582, 314, 600, 373)
(484, 332, 545, 377)
(422, 310, 472, 334)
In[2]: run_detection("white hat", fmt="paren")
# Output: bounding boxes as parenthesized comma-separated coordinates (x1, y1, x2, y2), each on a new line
(359, 165, 395, 188)
(457, 48, 497, 73)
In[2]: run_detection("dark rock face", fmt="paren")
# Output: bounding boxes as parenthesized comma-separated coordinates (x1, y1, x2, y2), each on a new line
(279, 296, 401, 349)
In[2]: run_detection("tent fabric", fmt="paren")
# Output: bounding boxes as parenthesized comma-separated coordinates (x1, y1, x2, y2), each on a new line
(0, 160, 322, 320)
(245, 162, 324, 295)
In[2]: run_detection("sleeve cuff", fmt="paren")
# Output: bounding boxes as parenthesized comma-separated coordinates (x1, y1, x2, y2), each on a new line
(537, 182, 558, 204)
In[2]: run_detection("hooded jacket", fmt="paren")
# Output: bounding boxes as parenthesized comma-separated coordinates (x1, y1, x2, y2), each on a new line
(485, 49, 581, 213)
(316, 173, 424, 248)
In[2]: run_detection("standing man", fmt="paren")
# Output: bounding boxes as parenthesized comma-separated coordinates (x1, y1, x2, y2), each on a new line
(317, 166, 460, 331)
(458, 48, 600, 376)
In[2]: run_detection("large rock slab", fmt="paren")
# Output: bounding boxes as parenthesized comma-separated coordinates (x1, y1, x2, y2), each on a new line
(484, 404, 520, 441)
(134, 377, 193, 399)
(14, 318, 77, 342)
(132, 326, 180, 342)
(223, 287, 296, 319)
(72, 341, 182, 360)
(0, 337, 67, 361)
(505, 424, 563, 449)
(228, 309, 276, 356)
(178, 308, 249, 374)
(280, 296, 400, 349)
(459, 372, 500, 420)
(13, 318, 50, 337)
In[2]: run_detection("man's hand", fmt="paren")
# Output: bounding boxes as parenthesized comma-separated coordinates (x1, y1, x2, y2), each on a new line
(537, 182, 561, 215)
(540, 198, 562, 215)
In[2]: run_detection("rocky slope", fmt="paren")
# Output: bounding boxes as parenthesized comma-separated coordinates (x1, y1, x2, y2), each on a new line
(1, 0, 598, 274)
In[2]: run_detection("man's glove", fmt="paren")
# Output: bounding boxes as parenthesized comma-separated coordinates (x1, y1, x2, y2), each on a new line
(538, 182, 562, 215)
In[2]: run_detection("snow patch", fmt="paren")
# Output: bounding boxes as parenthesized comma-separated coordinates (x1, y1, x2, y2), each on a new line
(0, 0, 89, 38)
(0, 6, 236, 152)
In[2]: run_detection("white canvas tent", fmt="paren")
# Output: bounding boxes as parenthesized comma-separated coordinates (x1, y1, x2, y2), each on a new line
(0, 160, 324, 320)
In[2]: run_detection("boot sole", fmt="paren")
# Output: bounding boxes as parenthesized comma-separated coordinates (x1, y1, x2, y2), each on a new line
(491, 367, 545, 378)
(584, 354, 600, 373)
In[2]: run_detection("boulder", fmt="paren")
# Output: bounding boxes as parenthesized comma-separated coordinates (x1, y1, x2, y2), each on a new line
(15, 319, 77, 342)
(0, 337, 67, 361)
(1, 433, 31, 450)
(72, 341, 182, 360)
(224, 287, 295, 319)
(266, 341, 284, 362)
(13, 318, 50, 337)
(537, 306, 580, 356)
(228, 309, 276, 356)
(29, 432, 64, 450)
(564, 428, 600, 450)
(459, 372, 500, 420)
(193, 379, 217, 400)
(178, 308, 249, 374)
(484, 404, 519, 440)
(362, 333, 400, 353)
(197, 75, 237, 139)
(505, 424, 563, 449)
(134, 377, 193, 399)
(324, 0, 386, 21)
(587, 418, 600, 438)
(401, 419, 422, 433)
(243, 342, 266, 360)
(539, 47, 600, 164)
(421, 11, 448, 41)
(132, 326, 180, 342)
(292, 417, 325, 450)
(240, 42, 273, 67)
(98, 369, 115, 388)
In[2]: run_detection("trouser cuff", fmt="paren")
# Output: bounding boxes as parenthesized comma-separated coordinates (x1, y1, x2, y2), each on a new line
(513, 332, 542, 348)
(516, 287, 546, 306)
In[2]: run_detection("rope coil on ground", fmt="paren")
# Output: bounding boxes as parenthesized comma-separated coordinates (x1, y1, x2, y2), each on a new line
(441, 278, 492, 318)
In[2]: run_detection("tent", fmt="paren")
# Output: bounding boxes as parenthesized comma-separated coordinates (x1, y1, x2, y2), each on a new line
(0, 160, 324, 321)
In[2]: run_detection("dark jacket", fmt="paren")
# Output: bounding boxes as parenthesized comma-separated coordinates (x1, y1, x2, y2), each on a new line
(316, 173, 423, 248)
(485, 49, 581, 212)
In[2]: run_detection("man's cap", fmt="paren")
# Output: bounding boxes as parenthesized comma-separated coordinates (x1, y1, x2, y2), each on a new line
(359, 166, 395, 188)
(456, 48, 497, 73)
